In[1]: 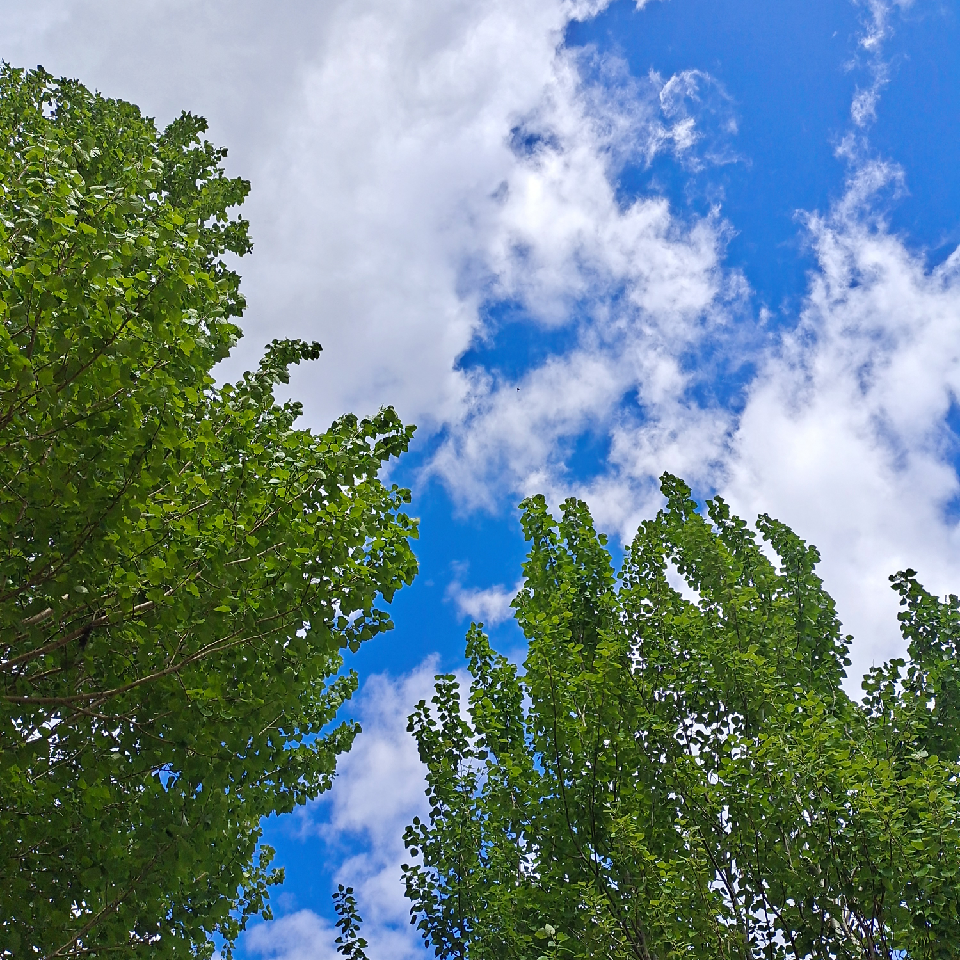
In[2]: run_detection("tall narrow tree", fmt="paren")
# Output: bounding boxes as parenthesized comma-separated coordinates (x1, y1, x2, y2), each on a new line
(402, 476, 960, 959)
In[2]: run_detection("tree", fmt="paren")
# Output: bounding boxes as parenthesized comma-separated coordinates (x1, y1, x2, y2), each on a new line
(0, 66, 418, 958)
(402, 476, 960, 959)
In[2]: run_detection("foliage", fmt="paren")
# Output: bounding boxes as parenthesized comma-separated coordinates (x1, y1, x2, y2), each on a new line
(0, 66, 418, 958)
(333, 885, 370, 960)
(402, 475, 960, 959)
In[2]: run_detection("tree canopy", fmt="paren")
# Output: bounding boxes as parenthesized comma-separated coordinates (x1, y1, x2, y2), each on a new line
(0, 66, 418, 958)
(399, 476, 960, 960)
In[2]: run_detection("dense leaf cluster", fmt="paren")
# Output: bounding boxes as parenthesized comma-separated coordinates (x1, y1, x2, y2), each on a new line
(403, 476, 960, 959)
(0, 67, 418, 958)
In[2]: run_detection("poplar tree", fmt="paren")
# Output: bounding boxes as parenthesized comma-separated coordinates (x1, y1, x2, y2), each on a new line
(400, 477, 960, 960)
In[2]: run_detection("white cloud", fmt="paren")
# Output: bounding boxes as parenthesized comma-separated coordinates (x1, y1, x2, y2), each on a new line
(854, 0, 912, 54)
(4, 0, 739, 444)
(244, 910, 339, 960)
(446, 573, 521, 625)
(850, 85, 881, 128)
(4, 0, 624, 430)
(847, 0, 914, 129)
(484, 54, 736, 327)
(237, 0, 580, 429)
(317, 665, 435, 842)
(424, 48, 745, 508)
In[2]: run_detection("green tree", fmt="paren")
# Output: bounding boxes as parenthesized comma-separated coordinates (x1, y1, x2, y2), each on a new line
(402, 476, 960, 959)
(0, 66, 418, 958)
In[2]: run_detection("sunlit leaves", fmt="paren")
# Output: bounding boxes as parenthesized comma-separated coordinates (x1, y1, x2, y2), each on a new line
(403, 475, 960, 959)
(0, 66, 418, 959)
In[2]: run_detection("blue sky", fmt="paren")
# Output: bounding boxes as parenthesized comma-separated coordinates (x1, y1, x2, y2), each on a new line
(8, 0, 960, 956)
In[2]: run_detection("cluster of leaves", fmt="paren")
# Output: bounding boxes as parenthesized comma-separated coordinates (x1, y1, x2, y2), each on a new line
(0, 66, 418, 958)
(402, 475, 960, 959)
(332, 885, 370, 960)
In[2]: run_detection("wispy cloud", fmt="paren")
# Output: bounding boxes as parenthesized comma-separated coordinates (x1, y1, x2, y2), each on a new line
(424, 47, 747, 509)
(446, 568, 521, 625)
(847, 0, 914, 130)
